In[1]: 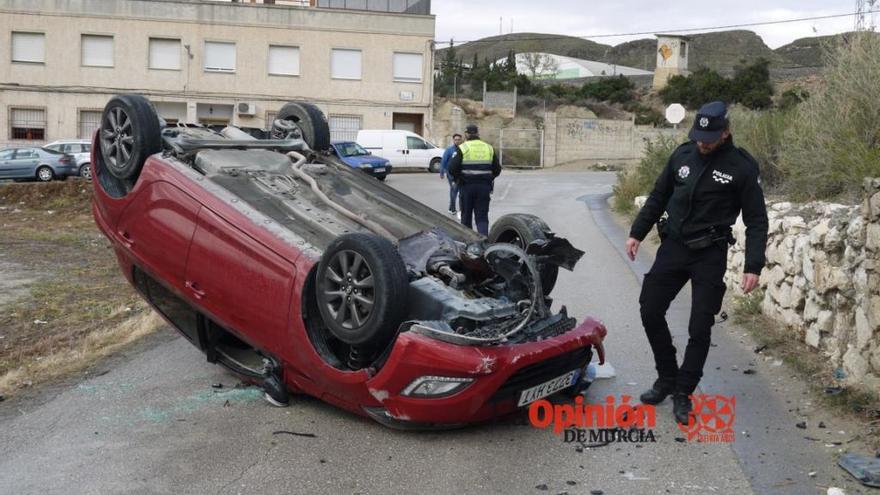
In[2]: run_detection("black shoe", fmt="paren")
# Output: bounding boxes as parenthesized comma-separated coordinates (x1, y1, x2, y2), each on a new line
(673, 393, 692, 425)
(639, 381, 675, 405)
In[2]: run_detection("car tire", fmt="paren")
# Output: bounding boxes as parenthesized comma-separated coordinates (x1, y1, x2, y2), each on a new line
(428, 158, 441, 173)
(377, 176, 387, 181)
(36, 166, 54, 182)
(276, 102, 331, 151)
(79, 163, 92, 179)
(487, 213, 559, 296)
(99, 94, 162, 181)
(315, 233, 408, 351)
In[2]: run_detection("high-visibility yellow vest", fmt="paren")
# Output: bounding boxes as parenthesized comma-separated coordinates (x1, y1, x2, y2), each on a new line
(459, 139, 494, 181)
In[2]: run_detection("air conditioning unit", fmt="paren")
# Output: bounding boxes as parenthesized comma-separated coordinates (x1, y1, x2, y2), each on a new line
(237, 102, 256, 116)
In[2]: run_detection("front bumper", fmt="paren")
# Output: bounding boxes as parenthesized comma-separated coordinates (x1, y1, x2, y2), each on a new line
(360, 165, 391, 178)
(362, 317, 607, 428)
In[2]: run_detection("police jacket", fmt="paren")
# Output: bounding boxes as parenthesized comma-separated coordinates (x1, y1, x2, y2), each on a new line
(629, 138, 769, 274)
(448, 138, 502, 184)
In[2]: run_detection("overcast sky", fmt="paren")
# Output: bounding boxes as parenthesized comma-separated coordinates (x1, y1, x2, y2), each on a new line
(433, 0, 861, 49)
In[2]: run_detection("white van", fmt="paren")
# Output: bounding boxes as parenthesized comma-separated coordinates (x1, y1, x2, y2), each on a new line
(356, 130, 444, 172)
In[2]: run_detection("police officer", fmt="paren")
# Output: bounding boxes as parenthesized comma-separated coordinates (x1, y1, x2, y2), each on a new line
(624, 101, 768, 425)
(449, 124, 501, 235)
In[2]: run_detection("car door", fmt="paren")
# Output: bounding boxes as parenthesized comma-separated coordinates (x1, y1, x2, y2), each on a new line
(404, 135, 435, 168)
(11, 148, 40, 178)
(0, 149, 16, 178)
(184, 207, 295, 352)
(383, 134, 408, 168)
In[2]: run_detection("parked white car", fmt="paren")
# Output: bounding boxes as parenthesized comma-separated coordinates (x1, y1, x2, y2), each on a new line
(44, 140, 92, 178)
(356, 130, 443, 172)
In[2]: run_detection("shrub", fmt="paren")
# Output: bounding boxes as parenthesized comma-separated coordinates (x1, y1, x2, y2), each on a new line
(580, 75, 635, 104)
(613, 133, 682, 214)
(778, 33, 880, 201)
(729, 107, 790, 191)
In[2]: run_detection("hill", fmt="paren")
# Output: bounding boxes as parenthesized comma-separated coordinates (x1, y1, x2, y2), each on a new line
(774, 31, 870, 68)
(439, 30, 840, 73)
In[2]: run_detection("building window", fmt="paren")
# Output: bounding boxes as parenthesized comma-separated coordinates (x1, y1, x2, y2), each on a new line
(331, 49, 362, 80)
(11, 32, 45, 64)
(204, 41, 236, 73)
(149, 38, 181, 70)
(680, 41, 687, 58)
(10, 108, 47, 140)
(78, 110, 102, 139)
(393, 52, 423, 82)
(329, 115, 362, 141)
(268, 45, 300, 76)
(81, 35, 114, 67)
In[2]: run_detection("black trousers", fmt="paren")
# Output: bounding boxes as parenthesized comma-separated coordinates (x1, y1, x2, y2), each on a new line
(459, 182, 491, 235)
(639, 238, 728, 395)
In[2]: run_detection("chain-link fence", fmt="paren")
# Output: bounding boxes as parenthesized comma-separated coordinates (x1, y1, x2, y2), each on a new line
(479, 128, 544, 169)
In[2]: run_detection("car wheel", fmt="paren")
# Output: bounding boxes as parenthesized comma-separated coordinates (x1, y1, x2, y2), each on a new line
(488, 213, 559, 296)
(315, 233, 408, 352)
(276, 102, 331, 151)
(99, 94, 161, 181)
(79, 163, 92, 179)
(377, 176, 387, 181)
(428, 158, 441, 173)
(36, 166, 54, 182)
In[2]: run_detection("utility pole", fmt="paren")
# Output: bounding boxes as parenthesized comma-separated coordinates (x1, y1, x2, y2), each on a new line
(499, 17, 503, 35)
(855, 0, 878, 31)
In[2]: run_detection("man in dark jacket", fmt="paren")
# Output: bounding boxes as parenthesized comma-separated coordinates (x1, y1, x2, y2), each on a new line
(449, 124, 502, 235)
(624, 101, 768, 425)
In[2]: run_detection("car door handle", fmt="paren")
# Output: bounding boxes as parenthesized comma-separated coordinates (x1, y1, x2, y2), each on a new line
(118, 230, 134, 249)
(185, 281, 206, 300)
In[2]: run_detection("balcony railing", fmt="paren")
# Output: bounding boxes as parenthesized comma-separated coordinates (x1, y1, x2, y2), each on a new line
(315, 0, 430, 15)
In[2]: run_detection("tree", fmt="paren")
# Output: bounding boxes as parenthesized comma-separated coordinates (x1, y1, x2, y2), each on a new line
(730, 59, 773, 110)
(517, 52, 559, 79)
(581, 75, 635, 103)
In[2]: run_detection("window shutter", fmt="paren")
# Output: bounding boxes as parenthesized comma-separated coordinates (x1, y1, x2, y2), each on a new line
(331, 49, 362, 80)
(82, 35, 114, 67)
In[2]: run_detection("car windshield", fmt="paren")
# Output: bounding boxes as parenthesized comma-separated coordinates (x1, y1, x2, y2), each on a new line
(336, 142, 369, 157)
(42, 147, 63, 155)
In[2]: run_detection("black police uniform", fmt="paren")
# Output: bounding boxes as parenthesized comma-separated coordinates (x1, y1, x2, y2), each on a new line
(448, 136, 502, 235)
(630, 136, 768, 396)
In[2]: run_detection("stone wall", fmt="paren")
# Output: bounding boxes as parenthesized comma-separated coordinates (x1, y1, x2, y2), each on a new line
(723, 179, 880, 392)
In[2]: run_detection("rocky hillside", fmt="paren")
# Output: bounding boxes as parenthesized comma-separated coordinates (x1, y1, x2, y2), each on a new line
(440, 30, 855, 72)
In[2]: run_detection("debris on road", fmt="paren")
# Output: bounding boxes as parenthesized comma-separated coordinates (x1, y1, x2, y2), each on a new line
(838, 453, 880, 488)
(590, 490, 604, 495)
(819, 421, 826, 428)
(211, 383, 223, 389)
(754, 344, 768, 353)
(743, 369, 756, 375)
(827, 487, 846, 495)
(796, 421, 807, 429)
(565, 481, 577, 486)
(272, 430, 317, 438)
(621, 472, 649, 481)
(535, 483, 548, 491)
(33, 319, 47, 325)
(825, 386, 845, 395)
(592, 362, 616, 379)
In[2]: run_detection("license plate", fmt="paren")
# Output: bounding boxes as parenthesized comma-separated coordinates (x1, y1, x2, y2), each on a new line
(517, 370, 579, 407)
(373, 168, 386, 173)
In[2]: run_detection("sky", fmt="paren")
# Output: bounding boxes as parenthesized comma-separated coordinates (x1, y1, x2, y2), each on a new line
(433, 0, 864, 49)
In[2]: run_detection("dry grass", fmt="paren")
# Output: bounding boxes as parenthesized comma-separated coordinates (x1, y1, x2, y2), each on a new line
(0, 310, 162, 395)
(0, 181, 163, 396)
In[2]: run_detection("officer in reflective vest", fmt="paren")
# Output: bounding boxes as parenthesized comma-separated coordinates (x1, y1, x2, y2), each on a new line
(448, 124, 502, 235)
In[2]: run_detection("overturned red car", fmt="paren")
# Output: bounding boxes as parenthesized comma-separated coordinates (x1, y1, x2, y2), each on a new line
(91, 94, 607, 428)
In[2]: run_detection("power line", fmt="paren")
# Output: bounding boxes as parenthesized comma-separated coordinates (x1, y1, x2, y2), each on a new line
(439, 10, 879, 46)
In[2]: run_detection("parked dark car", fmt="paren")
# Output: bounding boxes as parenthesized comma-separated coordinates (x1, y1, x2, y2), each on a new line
(90, 94, 607, 429)
(0, 147, 77, 181)
(329, 140, 391, 180)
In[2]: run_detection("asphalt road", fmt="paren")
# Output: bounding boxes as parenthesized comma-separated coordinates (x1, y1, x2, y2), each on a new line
(0, 171, 870, 495)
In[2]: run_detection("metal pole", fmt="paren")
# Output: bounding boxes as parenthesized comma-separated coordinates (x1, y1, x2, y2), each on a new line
(539, 129, 544, 168)
(499, 129, 504, 167)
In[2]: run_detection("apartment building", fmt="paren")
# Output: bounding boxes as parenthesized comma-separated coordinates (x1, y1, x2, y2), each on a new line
(0, 0, 435, 145)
